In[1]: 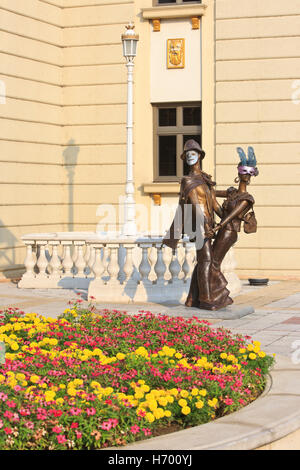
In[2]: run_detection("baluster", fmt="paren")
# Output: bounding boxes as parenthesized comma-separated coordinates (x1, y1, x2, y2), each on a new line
(182, 242, 195, 282)
(61, 241, 73, 276)
(154, 243, 166, 284)
(138, 243, 152, 283)
(148, 245, 157, 282)
(123, 244, 135, 283)
(87, 244, 96, 277)
(22, 241, 36, 280)
(74, 242, 86, 277)
(169, 248, 181, 283)
(92, 244, 104, 282)
(162, 245, 173, 281)
(84, 244, 91, 275)
(48, 241, 61, 279)
(36, 241, 48, 278)
(107, 243, 119, 283)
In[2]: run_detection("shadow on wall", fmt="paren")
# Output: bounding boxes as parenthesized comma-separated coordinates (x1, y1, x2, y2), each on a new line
(0, 221, 20, 279)
(63, 139, 80, 232)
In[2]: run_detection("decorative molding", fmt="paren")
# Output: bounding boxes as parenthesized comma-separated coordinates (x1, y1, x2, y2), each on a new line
(167, 38, 185, 69)
(152, 19, 160, 32)
(152, 193, 162, 206)
(142, 4, 207, 21)
(191, 16, 200, 29)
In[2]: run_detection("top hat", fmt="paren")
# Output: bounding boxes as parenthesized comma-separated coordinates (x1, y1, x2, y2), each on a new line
(180, 139, 205, 160)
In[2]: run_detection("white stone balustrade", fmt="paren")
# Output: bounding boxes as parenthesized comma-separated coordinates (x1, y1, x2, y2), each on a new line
(18, 232, 241, 304)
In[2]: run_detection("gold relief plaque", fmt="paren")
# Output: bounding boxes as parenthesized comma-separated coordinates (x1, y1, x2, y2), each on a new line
(167, 38, 185, 69)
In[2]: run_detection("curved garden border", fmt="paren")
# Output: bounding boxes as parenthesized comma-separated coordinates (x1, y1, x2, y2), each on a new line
(117, 355, 300, 450)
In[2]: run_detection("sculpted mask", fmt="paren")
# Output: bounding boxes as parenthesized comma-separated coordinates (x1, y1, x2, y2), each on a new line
(186, 150, 199, 166)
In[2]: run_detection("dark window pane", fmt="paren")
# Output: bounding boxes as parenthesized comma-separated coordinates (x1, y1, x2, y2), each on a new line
(182, 0, 201, 2)
(183, 106, 201, 126)
(159, 135, 176, 176)
(157, 0, 176, 3)
(159, 108, 176, 127)
(183, 134, 202, 175)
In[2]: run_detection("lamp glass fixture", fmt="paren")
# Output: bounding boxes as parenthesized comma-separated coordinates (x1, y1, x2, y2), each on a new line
(122, 24, 139, 60)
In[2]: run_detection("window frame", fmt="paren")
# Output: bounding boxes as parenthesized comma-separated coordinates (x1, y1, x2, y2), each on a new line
(153, 102, 202, 182)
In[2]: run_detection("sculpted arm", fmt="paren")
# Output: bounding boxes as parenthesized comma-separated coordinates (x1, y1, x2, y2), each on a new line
(211, 188, 223, 219)
(215, 200, 250, 232)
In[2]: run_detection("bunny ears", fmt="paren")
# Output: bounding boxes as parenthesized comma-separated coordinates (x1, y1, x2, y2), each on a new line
(236, 146, 259, 176)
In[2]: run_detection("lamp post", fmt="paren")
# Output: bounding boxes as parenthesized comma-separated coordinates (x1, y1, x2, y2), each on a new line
(121, 23, 139, 237)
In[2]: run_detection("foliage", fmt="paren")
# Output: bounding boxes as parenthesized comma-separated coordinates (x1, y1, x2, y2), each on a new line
(0, 300, 275, 450)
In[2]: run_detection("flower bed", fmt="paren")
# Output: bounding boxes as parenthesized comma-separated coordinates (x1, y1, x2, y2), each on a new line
(0, 302, 274, 450)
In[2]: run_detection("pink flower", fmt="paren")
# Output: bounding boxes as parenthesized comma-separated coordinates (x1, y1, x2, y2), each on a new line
(75, 431, 82, 439)
(86, 407, 96, 416)
(71, 422, 79, 429)
(0, 419, 3, 429)
(24, 421, 34, 430)
(142, 428, 152, 436)
(52, 426, 63, 434)
(6, 400, 16, 408)
(224, 398, 234, 406)
(57, 434, 67, 444)
(0, 392, 8, 401)
(130, 425, 140, 435)
(4, 427, 12, 435)
(101, 421, 112, 431)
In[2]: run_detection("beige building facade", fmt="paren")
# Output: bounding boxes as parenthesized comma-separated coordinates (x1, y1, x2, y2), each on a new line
(0, 0, 299, 279)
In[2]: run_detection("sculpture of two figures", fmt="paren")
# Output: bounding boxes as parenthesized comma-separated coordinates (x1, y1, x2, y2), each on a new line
(163, 140, 258, 311)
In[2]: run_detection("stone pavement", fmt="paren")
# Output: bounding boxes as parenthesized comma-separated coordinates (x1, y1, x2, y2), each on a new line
(1, 279, 300, 360)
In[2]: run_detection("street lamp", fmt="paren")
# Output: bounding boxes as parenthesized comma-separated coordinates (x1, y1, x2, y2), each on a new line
(121, 23, 139, 237)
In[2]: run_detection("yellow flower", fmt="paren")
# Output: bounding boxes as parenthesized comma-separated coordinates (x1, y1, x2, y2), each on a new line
(239, 348, 246, 354)
(146, 412, 155, 423)
(44, 390, 56, 402)
(220, 352, 227, 360)
(198, 389, 207, 397)
(178, 399, 187, 407)
(164, 410, 172, 417)
(56, 398, 64, 406)
(153, 408, 164, 419)
(158, 397, 168, 407)
(30, 374, 40, 384)
(208, 398, 218, 408)
(180, 390, 189, 398)
(196, 400, 204, 409)
(249, 353, 257, 360)
(10, 342, 19, 351)
(258, 351, 266, 358)
(181, 406, 191, 415)
(116, 353, 126, 360)
(134, 390, 144, 399)
(175, 353, 182, 359)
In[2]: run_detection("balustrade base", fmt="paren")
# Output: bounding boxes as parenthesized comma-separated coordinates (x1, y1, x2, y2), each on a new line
(88, 278, 189, 304)
(18, 232, 242, 304)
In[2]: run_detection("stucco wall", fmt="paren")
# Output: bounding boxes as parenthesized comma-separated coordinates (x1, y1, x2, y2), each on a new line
(0, 0, 64, 278)
(62, 0, 134, 234)
(215, 0, 300, 278)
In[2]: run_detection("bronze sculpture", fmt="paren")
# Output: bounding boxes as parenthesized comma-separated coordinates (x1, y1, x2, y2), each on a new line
(163, 142, 258, 311)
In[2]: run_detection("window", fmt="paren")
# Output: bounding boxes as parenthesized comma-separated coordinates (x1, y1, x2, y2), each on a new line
(153, 102, 202, 181)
